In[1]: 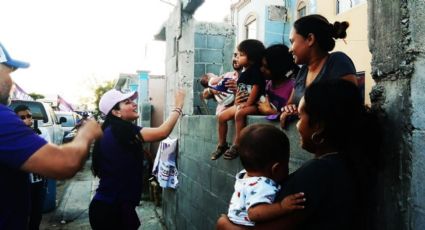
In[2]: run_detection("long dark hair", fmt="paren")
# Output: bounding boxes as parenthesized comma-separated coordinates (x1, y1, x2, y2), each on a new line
(91, 103, 144, 178)
(264, 44, 299, 80)
(304, 79, 381, 228)
(294, 14, 349, 52)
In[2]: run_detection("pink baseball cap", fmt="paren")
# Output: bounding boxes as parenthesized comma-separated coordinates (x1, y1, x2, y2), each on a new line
(99, 89, 138, 115)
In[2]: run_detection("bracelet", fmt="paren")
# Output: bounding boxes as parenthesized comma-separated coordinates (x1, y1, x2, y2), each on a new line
(172, 108, 182, 116)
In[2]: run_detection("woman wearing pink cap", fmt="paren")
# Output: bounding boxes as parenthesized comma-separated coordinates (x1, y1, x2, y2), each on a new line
(89, 88, 185, 230)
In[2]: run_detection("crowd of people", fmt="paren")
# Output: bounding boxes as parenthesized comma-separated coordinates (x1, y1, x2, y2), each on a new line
(0, 13, 381, 230)
(201, 14, 380, 230)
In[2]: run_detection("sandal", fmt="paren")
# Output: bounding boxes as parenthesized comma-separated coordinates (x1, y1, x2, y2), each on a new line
(211, 144, 229, 160)
(223, 145, 239, 160)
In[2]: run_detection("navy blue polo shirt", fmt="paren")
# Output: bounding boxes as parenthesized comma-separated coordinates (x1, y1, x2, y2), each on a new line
(93, 125, 144, 206)
(0, 104, 47, 229)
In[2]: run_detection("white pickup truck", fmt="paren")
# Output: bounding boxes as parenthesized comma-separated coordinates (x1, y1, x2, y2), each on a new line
(9, 100, 64, 145)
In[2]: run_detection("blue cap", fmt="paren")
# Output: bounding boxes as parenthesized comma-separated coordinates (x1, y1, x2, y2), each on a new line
(0, 42, 30, 69)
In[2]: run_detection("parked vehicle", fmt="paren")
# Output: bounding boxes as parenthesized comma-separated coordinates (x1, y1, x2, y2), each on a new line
(55, 111, 81, 143)
(9, 100, 64, 145)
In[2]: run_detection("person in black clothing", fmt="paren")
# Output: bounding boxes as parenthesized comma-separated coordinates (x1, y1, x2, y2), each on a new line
(14, 105, 48, 230)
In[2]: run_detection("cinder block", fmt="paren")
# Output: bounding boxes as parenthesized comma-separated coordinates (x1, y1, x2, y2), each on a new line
(211, 169, 234, 201)
(200, 49, 223, 63)
(207, 35, 226, 49)
(195, 33, 207, 48)
(194, 64, 205, 79)
(180, 117, 189, 135)
(175, 213, 187, 230)
(189, 205, 207, 230)
(206, 64, 222, 75)
(190, 181, 204, 208)
(203, 190, 228, 222)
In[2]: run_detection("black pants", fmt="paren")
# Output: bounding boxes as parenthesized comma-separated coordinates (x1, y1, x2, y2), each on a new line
(29, 181, 46, 230)
(89, 199, 140, 230)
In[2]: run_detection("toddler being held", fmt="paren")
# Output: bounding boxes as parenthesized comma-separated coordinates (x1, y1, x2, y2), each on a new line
(227, 124, 305, 226)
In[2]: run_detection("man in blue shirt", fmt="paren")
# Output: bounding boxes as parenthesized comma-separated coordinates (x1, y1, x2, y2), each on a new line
(0, 42, 103, 229)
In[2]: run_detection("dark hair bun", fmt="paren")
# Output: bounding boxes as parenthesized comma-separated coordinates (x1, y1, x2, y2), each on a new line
(332, 21, 349, 39)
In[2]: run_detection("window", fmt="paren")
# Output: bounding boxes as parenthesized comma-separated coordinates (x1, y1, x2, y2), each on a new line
(336, 0, 366, 14)
(297, 1, 307, 18)
(245, 14, 257, 39)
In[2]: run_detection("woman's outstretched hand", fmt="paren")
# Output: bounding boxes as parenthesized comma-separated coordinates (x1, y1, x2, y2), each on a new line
(174, 89, 185, 109)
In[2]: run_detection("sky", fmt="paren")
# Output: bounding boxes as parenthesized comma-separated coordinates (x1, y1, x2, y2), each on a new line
(1, 0, 233, 105)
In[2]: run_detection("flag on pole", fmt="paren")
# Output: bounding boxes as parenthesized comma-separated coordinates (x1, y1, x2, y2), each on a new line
(57, 95, 74, 112)
(11, 82, 34, 101)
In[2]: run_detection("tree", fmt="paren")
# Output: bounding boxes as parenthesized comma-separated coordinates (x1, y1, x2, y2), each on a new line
(93, 80, 115, 115)
(28, 93, 45, 100)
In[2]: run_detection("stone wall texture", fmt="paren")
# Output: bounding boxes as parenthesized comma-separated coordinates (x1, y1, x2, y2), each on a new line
(369, 0, 425, 229)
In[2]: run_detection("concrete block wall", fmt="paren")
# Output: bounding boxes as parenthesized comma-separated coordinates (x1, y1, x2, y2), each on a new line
(193, 23, 235, 115)
(163, 4, 235, 117)
(162, 115, 310, 230)
(369, 1, 425, 229)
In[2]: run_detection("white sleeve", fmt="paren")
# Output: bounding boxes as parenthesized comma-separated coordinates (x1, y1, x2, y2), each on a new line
(245, 178, 280, 210)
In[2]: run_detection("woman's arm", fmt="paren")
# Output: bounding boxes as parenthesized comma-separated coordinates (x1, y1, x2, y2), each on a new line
(21, 120, 102, 179)
(140, 90, 185, 142)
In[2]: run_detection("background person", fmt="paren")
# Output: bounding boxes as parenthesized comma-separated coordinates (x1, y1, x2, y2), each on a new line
(280, 14, 358, 128)
(210, 39, 265, 161)
(257, 44, 299, 120)
(201, 54, 242, 115)
(217, 79, 381, 230)
(89, 88, 185, 230)
(0, 42, 102, 229)
(14, 105, 50, 230)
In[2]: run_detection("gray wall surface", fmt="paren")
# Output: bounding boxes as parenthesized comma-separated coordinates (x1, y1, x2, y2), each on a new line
(369, 0, 425, 229)
(194, 23, 235, 115)
(161, 116, 310, 230)
(163, 4, 235, 117)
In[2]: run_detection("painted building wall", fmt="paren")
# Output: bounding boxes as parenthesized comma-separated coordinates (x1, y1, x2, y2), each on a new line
(148, 74, 166, 155)
(232, 0, 285, 47)
(264, 5, 289, 46)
